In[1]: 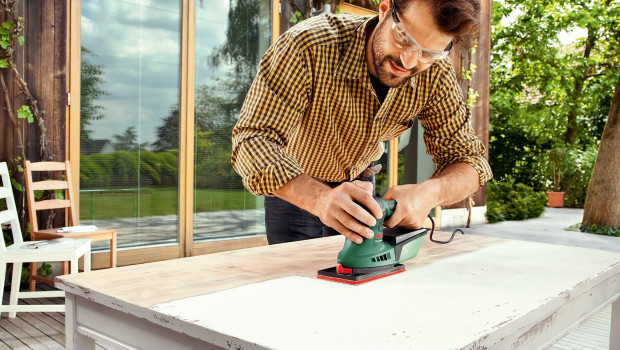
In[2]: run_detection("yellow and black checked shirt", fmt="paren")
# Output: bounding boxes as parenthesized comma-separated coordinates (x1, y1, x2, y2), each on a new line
(232, 14, 492, 196)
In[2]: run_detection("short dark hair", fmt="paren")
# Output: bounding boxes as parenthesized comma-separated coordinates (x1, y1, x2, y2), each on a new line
(395, 0, 480, 48)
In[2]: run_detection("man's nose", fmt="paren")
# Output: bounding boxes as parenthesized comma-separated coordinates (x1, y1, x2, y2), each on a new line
(400, 50, 419, 70)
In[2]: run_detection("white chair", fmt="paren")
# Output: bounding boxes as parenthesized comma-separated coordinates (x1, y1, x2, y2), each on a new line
(0, 162, 91, 318)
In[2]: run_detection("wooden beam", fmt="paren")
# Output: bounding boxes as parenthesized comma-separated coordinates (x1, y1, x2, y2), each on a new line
(272, 0, 280, 43)
(179, 0, 195, 258)
(67, 0, 81, 218)
(339, 3, 375, 15)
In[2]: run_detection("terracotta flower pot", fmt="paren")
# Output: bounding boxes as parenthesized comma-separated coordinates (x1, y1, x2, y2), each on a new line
(546, 191, 565, 208)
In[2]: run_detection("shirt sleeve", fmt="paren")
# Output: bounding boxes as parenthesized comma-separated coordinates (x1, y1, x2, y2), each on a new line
(231, 33, 310, 196)
(417, 59, 493, 187)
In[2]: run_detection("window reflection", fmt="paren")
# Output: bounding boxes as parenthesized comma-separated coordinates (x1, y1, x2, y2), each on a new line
(80, 0, 181, 249)
(193, 0, 271, 240)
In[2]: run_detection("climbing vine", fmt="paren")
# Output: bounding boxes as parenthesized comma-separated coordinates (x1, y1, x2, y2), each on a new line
(0, 0, 50, 162)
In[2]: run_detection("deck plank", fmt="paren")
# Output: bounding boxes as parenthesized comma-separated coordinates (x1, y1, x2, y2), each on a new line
(2, 284, 110, 350)
(546, 305, 611, 350)
(0, 325, 25, 349)
(7, 301, 64, 350)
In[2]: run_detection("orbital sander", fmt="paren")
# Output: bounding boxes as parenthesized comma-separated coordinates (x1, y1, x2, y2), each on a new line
(317, 196, 460, 285)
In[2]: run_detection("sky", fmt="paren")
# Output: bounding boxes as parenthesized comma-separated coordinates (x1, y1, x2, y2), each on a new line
(80, 0, 246, 148)
(499, 5, 588, 46)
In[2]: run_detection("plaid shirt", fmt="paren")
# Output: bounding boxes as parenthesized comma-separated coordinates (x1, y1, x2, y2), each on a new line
(232, 14, 492, 196)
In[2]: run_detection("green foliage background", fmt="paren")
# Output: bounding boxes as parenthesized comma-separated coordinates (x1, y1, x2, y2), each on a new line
(490, 0, 619, 207)
(486, 178, 547, 223)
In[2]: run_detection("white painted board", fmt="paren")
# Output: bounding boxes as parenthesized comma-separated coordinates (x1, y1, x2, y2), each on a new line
(152, 240, 620, 350)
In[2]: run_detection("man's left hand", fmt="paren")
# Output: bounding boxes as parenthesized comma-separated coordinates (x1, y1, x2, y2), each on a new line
(380, 163, 480, 229)
(381, 183, 437, 229)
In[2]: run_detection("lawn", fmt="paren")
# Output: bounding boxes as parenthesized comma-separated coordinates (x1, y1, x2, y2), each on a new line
(79, 187, 264, 220)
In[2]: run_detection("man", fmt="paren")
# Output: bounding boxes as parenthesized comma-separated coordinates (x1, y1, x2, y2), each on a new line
(232, 0, 492, 244)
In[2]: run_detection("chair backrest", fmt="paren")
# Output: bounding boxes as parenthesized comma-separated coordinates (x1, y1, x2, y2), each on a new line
(23, 160, 78, 232)
(0, 162, 23, 251)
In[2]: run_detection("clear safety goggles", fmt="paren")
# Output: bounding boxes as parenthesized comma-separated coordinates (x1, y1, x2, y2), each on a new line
(390, 0, 453, 64)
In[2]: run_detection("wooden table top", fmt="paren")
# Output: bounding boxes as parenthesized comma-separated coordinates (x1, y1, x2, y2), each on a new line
(56, 232, 503, 308)
(56, 232, 620, 350)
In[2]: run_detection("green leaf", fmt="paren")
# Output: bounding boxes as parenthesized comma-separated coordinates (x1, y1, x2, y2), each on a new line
(0, 41, 8, 49)
(289, 11, 303, 24)
(2, 21, 15, 30)
(21, 266, 29, 283)
(0, 59, 8, 68)
(54, 189, 64, 200)
(10, 177, 22, 192)
(18, 35, 24, 45)
(17, 105, 33, 123)
(39, 262, 53, 278)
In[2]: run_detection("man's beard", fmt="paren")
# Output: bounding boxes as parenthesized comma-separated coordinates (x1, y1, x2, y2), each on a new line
(371, 21, 419, 87)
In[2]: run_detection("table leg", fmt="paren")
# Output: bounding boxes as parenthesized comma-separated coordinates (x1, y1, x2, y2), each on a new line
(611, 298, 619, 350)
(65, 293, 96, 350)
(110, 234, 117, 268)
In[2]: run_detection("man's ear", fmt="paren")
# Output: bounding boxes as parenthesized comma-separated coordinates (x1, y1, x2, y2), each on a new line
(378, 0, 391, 21)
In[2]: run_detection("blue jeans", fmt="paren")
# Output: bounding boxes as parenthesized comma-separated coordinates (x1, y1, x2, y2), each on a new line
(264, 174, 375, 245)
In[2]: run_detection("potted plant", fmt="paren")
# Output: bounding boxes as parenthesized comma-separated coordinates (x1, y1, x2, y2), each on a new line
(546, 147, 566, 207)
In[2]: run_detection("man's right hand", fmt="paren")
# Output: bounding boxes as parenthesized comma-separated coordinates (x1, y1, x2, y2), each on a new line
(274, 175, 382, 244)
(317, 181, 382, 244)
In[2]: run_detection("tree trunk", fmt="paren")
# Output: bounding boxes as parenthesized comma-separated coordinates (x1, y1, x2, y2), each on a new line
(582, 75, 620, 227)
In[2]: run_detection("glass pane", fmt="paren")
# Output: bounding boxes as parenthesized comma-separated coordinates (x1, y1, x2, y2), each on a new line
(80, 0, 181, 250)
(193, 0, 271, 241)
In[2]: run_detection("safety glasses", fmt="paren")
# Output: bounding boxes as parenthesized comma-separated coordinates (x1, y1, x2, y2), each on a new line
(390, 0, 453, 64)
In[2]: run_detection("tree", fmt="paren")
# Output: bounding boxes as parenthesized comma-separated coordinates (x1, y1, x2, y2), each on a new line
(112, 126, 148, 152)
(209, 0, 270, 108)
(152, 107, 180, 152)
(490, 0, 620, 204)
(80, 47, 107, 146)
(582, 75, 620, 228)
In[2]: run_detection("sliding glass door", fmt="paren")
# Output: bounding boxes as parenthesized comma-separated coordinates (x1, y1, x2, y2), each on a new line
(76, 0, 271, 260)
(192, 0, 271, 242)
(79, 0, 181, 250)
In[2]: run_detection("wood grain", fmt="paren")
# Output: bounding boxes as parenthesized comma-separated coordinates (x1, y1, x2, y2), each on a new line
(57, 233, 504, 308)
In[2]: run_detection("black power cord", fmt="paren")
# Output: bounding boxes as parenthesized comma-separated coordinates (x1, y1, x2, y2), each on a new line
(427, 215, 465, 244)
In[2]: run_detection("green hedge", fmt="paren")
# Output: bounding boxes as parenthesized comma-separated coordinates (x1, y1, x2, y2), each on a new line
(80, 148, 244, 189)
(80, 150, 179, 188)
(486, 178, 547, 223)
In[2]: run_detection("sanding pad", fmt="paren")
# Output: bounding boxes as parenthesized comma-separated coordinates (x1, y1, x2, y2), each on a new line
(317, 264, 405, 285)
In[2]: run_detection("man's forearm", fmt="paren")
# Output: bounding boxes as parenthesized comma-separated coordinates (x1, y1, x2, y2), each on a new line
(425, 163, 480, 207)
(274, 174, 382, 242)
(273, 174, 331, 216)
(379, 162, 481, 229)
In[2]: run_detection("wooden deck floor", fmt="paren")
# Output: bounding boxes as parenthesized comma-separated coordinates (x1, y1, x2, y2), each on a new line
(1, 284, 108, 350)
(0, 284, 614, 349)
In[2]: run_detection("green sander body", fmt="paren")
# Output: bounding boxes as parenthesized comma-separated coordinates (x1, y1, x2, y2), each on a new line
(317, 197, 428, 284)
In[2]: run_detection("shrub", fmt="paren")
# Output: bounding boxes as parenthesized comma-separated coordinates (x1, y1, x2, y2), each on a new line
(562, 145, 598, 207)
(486, 178, 547, 223)
(579, 224, 620, 237)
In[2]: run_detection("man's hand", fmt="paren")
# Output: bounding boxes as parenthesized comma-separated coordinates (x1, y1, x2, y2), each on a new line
(382, 163, 480, 229)
(382, 183, 436, 229)
(274, 175, 382, 244)
(316, 181, 382, 244)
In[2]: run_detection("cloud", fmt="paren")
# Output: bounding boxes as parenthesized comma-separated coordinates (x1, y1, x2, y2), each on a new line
(81, 0, 238, 145)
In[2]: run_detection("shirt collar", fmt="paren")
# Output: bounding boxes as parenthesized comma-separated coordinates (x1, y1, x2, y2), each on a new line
(335, 15, 378, 80)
